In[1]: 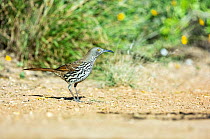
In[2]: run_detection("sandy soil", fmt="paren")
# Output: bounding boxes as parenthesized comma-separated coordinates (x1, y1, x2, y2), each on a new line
(0, 50, 210, 139)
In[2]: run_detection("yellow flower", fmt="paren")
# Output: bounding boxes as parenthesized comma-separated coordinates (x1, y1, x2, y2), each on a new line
(151, 9, 158, 16)
(181, 35, 188, 45)
(5, 55, 12, 61)
(174, 63, 181, 69)
(117, 13, 125, 21)
(171, 0, 177, 6)
(199, 18, 204, 26)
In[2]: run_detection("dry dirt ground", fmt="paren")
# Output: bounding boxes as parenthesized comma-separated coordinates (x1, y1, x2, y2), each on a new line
(0, 49, 210, 139)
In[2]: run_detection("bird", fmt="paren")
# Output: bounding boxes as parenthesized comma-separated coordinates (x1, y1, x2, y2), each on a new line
(24, 47, 114, 102)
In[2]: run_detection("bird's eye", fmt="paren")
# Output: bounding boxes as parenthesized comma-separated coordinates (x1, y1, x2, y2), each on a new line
(97, 49, 101, 51)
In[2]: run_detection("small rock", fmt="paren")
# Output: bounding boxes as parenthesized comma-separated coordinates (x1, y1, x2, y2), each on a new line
(13, 112, 20, 115)
(46, 112, 53, 118)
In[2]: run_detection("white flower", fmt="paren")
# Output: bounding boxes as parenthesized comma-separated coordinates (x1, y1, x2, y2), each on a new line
(160, 48, 168, 56)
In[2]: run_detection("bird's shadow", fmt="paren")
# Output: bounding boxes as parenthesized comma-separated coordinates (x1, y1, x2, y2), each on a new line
(26, 94, 85, 100)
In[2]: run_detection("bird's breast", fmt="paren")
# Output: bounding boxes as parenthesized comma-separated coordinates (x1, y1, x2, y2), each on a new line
(63, 62, 94, 83)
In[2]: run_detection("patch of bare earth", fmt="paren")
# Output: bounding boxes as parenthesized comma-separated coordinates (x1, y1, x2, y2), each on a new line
(0, 49, 210, 139)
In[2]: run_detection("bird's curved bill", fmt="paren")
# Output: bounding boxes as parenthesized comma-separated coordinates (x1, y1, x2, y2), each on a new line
(104, 49, 114, 53)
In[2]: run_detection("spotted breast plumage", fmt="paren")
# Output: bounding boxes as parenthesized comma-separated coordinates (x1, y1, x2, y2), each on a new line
(24, 47, 114, 102)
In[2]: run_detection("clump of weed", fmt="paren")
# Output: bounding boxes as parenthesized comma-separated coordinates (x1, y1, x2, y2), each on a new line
(102, 52, 144, 88)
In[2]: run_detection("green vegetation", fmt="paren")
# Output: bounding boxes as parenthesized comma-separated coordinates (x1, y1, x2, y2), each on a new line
(0, 0, 209, 86)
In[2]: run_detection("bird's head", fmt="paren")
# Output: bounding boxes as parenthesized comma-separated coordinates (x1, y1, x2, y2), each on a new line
(89, 47, 114, 58)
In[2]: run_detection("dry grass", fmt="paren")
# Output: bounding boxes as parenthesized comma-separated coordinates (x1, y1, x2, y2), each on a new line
(103, 54, 143, 87)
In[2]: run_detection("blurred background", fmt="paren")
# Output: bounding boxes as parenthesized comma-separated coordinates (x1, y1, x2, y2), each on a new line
(0, 0, 210, 87)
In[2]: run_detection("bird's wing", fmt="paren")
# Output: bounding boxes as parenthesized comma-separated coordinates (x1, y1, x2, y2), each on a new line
(55, 59, 83, 72)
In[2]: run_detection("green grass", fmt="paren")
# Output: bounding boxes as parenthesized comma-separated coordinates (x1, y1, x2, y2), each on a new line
(0, 0, 209, 87)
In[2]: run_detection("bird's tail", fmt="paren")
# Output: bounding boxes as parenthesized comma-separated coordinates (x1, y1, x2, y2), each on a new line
(24, 68, 55, 72)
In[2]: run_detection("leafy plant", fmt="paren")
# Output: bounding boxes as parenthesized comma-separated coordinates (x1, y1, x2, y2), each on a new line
(0, 0, 209, 87)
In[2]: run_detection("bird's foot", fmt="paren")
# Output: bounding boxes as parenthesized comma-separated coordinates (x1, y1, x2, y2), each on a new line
(89, 99, 104, 103)
(72, 97, 102, 104)
(73, 97, 84, 103)
(73, 98, 93, 104)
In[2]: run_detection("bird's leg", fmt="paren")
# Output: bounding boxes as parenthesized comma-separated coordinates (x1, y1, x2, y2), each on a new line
(68, 84, 77, 102)
(74, 83, 80, 101)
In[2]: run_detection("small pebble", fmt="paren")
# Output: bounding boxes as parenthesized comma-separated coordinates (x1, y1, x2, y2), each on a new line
(13, 112, 20, 115)
(46, 112, 53, 118)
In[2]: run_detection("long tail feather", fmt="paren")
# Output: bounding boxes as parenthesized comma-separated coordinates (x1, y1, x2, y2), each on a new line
(24, 68, 55, 72)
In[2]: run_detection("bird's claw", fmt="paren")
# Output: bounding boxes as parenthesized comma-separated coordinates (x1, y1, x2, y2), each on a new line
(73, 97, 84, 103)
